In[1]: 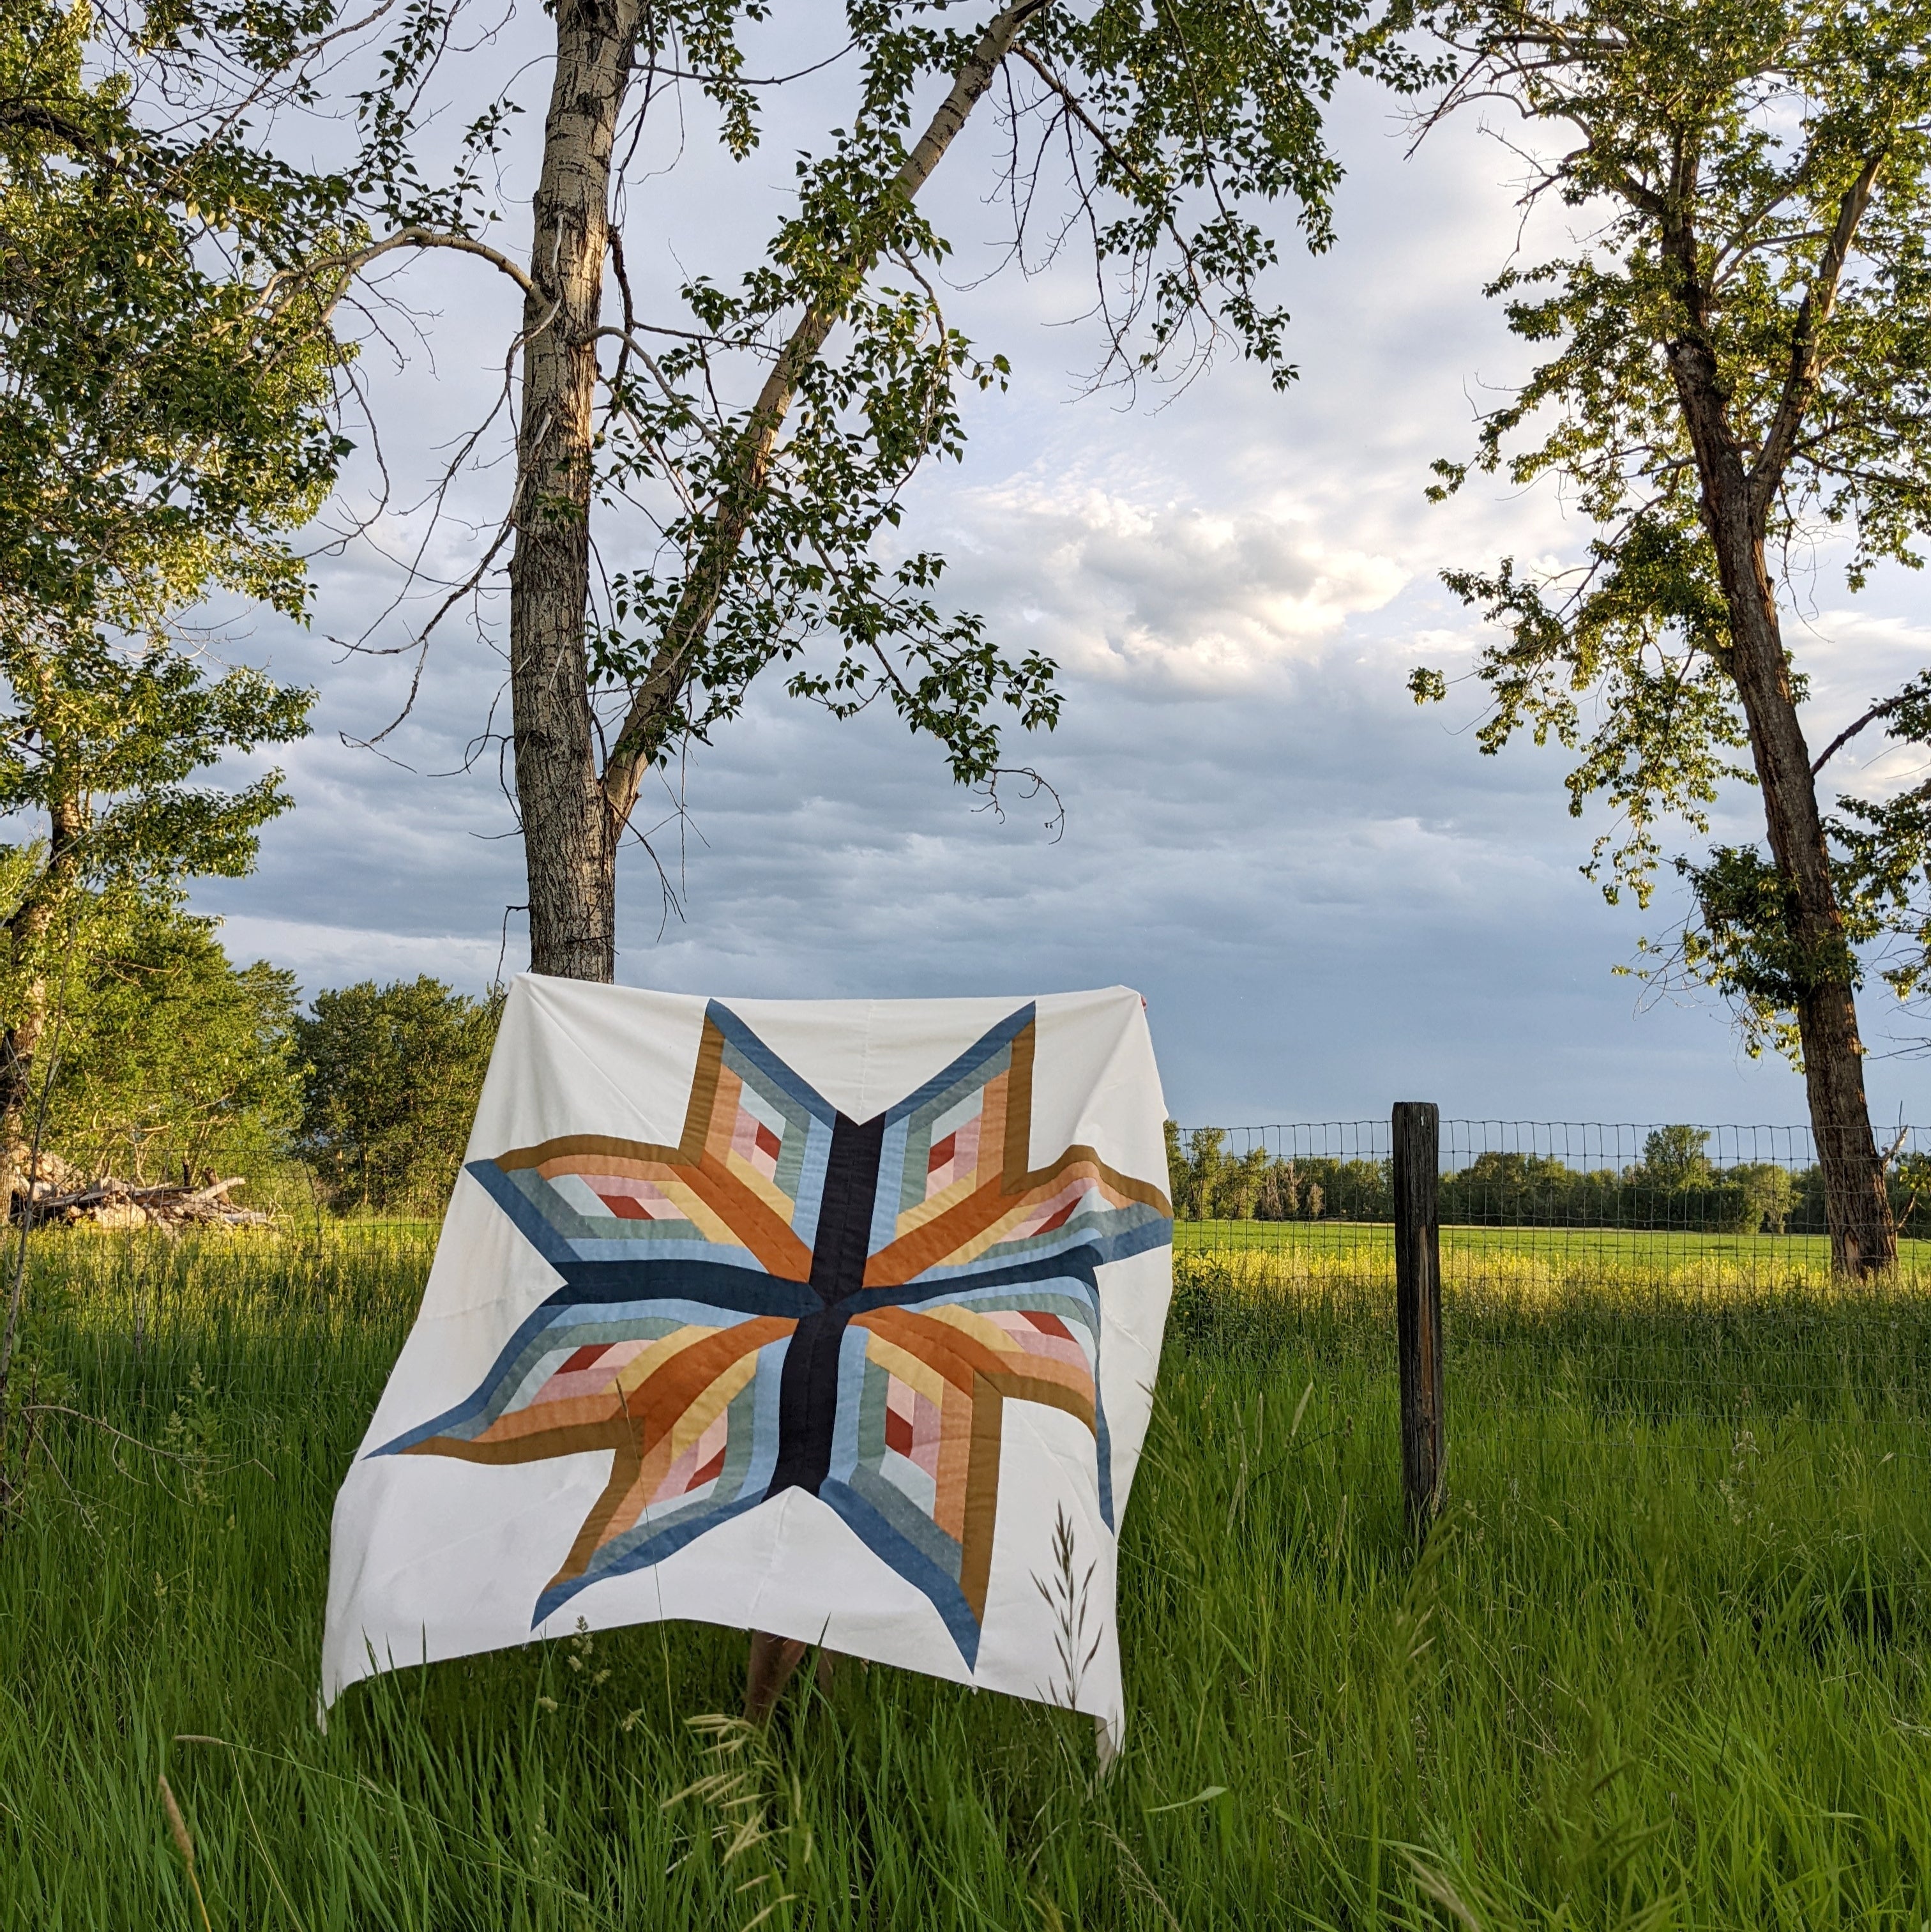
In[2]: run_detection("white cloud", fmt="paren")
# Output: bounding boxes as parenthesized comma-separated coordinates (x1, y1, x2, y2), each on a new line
(213, 914, 507, 989)
(941, 480, 1407, 690)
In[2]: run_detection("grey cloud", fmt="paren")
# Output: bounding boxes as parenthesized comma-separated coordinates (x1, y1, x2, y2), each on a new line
(174, 50, 1928, 1132)
(934, 478, 1407, 689)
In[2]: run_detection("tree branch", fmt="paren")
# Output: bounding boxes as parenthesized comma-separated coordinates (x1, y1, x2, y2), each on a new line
(1008, 44, 1207, 305)
(0, 98, 102, 155)
(596, 0, 1047, 832)
(1749, 148, 1884, 520)
(1812, 692, 1906, 775)
(269, 225, 536, 312)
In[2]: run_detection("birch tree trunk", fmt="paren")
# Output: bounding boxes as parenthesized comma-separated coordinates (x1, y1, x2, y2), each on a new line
(508, 0, 640, 984)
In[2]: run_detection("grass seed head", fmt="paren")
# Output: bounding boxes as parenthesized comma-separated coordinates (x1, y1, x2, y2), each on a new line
(157, 1772, 212, 1932)
(158, 1772, 194, 1870)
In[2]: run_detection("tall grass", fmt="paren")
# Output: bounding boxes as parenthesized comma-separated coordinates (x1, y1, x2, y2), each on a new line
(4, 1227, 1929, 1928)
(1173, 1244, 1931, 1427)
(1177, 1215, 1931, 1284)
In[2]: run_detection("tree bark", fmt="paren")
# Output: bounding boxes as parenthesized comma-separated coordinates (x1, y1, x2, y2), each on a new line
(1665, 246, 1896, 1275)
(504, 1, 1040, 979)
(508, 0, 640, 983)
(0, 795, 82, 1178)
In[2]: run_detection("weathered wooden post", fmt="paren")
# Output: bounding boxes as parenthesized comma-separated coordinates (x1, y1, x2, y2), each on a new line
(1393, 1101, 1445, 1537)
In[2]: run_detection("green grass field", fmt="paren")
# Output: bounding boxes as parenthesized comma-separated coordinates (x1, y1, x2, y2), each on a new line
(5, 1227, 1931, 1928)
(1176, 1217, 1931, 1282)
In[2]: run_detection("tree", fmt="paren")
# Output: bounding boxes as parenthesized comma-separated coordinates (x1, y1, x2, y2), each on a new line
(295, 978, 503, 1212)
(39, 904, 301, 1185)
(0, 641, 312, 1160)
(333, 0, 1404, 980)
(1639, 1125, 1713, 1191)
(0, 0, 356, 1163)
(1407, 0, 1931, 1274)
(1732, 1160, 1795, 1233)
(0, 0, 350, 649)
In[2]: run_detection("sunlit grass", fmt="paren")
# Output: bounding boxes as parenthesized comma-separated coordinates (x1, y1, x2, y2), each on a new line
(4, 1225, 1929, 1928)
(1177, 1216, 1931, 1289)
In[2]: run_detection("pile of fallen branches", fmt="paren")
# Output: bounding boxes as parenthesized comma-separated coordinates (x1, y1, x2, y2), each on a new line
(20, 1175, 269, 1229)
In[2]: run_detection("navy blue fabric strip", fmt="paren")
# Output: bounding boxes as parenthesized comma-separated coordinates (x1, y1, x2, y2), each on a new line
(819, 1479, 983, 1664)
(704, 1001, 841, 1122)
(466, 1157, 575, 1264)
(539, 1260, 819, 1317)
(881, 1003, 1036, 1129)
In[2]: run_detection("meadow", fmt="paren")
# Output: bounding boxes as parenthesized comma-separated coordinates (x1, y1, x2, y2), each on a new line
(4, 1225, 1930, 1929)
(1176, 1216, 1931, 1282)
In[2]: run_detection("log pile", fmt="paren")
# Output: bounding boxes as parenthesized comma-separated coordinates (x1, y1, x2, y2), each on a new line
(13, 1158, 270, 1228)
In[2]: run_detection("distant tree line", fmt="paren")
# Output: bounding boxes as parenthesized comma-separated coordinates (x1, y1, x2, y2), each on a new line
(24, 948, 1931, 1232)
(1165, 1123, 1931, 1240)
(4, 896, 501, 1217)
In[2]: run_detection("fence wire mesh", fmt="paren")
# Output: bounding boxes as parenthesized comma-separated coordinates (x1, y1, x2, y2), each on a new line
(1170, 1118, 1931, 1433)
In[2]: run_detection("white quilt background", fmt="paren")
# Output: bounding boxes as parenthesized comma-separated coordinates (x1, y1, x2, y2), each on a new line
(322, 978, 1173, 1749)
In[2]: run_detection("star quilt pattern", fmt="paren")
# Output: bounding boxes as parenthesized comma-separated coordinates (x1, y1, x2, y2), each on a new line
(374, 1001, 1171, 1663)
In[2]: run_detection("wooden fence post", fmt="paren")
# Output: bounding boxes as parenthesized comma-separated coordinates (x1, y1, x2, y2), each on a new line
(1393, 1101, 1445, 1537)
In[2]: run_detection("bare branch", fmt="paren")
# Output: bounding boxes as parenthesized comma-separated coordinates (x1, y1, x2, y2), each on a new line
(271, 225, 536, 313)
(1812, 692, 1907, 775)
(1008, 45, 1207, 310)
(1749, 148, 1885, 518)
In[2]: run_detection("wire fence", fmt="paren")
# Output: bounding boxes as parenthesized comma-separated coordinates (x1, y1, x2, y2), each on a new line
(1169, 1117, 1931, 1435)
(31, 1120, 1928, 1468)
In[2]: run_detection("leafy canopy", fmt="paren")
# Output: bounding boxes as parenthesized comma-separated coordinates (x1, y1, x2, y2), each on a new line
(1409, 0, 1931, 1052)
(36, 900, 302, 1183)
(454, 0, 1425, 802)
(0, 0, 357, 1049)
(0, 0, 353, 650)
(294, 978, 503, 1213)
(0, 636, 312, 893)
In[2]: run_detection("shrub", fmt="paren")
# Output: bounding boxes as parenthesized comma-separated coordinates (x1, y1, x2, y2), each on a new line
(294, 978, 502, 1213)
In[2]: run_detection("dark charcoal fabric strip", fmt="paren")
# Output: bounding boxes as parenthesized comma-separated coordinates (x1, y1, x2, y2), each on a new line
(542, 1259, 821, 1316)
(769, 1109, 885, 1499)
(807, 1111, 886, 1307)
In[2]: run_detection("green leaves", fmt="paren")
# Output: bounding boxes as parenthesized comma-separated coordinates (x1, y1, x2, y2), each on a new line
(0, 633, 313, 890)
(1418, 0, 1931, 1053)
(294, 979, 504, 1212)
(0, 0, 355, 1115)
(0, 0, 354, 659)
(1828, 671, 1931, 1014)
(587, 0, 1377, 807)
(36, 904, 303, 1182)
(1432, 515, 1750, 906)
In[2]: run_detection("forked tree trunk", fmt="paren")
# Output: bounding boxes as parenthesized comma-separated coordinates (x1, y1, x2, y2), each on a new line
(1669, 323, 1897, 1278)
(508, 0, 640, 984)
(506, 3, 1036, 982)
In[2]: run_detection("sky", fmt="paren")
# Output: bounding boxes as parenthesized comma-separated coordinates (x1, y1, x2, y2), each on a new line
(187, 15, 1931, 1133)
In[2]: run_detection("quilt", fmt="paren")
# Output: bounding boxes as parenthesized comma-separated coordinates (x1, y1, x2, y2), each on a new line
(321, 977, 1174, 1750)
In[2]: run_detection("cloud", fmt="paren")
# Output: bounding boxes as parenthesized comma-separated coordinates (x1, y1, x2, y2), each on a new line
(939, 479, 1407, 690)
(214, 914, 506, 988)
(165, 59, 1931, 1131)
